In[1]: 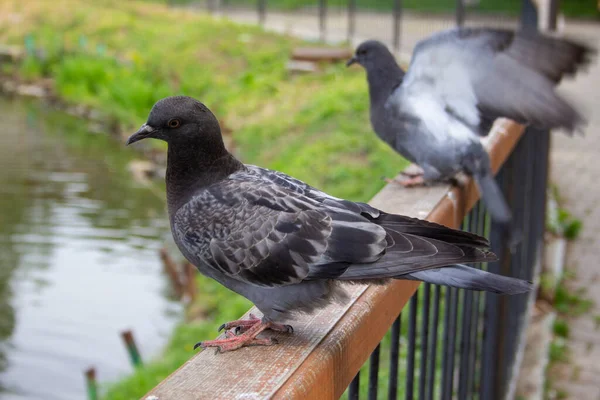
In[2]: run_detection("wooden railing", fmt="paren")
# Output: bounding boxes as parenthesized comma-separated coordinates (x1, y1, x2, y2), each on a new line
(143, 119, 526, 400)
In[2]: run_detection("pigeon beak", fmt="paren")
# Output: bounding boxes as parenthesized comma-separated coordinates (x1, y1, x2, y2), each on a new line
(126, 124, 155, 145)
(346, 56, 357, 67)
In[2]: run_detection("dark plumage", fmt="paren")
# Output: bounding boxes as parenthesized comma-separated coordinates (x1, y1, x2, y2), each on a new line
(126, 96, 531, 352)
(349, 28, 595, 225)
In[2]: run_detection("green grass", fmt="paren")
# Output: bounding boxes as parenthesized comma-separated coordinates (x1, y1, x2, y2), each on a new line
(162, 0, 599, 18)
(554, 281, 593, 316)
(103, 274, 254, 399)
(1, 0, 405, 201)
(552, 318, 570, 338)
(549, 338, 569, 363)
(0, 1, 408, 398)
(547, 206, 583, 240)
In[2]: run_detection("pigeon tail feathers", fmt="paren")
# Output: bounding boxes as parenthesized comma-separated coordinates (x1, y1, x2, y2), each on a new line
(474, 173, 512, 225)
(402, 264, 532, 294)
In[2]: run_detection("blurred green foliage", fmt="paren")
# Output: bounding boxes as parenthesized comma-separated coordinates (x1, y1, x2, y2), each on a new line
(158, 0, 599, 18)
(1, 0, 405, 201)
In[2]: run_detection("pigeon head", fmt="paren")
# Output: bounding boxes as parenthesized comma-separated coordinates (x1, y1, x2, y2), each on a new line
(126, 96, 222, 148)
(347, 40, 395, 70)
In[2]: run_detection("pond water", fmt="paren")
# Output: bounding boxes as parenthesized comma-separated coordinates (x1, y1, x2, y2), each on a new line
(0, 97, 181, 400)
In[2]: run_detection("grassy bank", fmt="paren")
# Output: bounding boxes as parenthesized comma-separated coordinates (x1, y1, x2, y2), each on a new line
(0, 0, 403, 200)
(166, 0, 599, 19)
(0, 1, 406, 398)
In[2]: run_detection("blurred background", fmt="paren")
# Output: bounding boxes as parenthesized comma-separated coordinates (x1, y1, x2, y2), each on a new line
(0, 0, 598, 399)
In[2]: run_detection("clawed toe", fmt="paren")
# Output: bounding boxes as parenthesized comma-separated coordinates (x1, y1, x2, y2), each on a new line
(197, 319, 295, 353)
(195, 334, 279, 353)
(217, 314, 261, 332)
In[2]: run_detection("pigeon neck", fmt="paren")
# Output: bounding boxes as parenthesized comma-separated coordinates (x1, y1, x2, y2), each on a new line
(366, 61, 405, 105)
(165, 142, 244, 216)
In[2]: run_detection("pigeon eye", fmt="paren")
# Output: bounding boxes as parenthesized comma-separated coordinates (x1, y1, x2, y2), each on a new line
(168, 119, 180, 128)
(357, 49, 367, 56)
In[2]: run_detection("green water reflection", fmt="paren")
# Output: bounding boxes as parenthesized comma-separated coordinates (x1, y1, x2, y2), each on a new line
(0, 97, 180, 400)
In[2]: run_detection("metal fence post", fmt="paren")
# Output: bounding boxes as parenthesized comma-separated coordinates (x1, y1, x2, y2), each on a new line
(319, 0, 327, 42)
(521, 0, 538, 31)
(347, 0, 356, 43)
(258, 0, 266, 26)
(456, 0, 465, 26)
(393, 0, 402, 54)
(548, 0, 559, 30)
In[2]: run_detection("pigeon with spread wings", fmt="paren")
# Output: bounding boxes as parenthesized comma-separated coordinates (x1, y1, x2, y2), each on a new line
(348, 28, 594, 224)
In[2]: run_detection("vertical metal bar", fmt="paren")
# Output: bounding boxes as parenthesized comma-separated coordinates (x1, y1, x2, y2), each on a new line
(319, 0, 327, 42)
(480, 288, 499, 399)
(546, 0, 559, 30)
(406, 292, 419, 400)
(458, 205, 481, 398)
(456, 0, 465, 26)
(347, 0, 356, 43)
(458, 285, 473, 399)
(521, 0, 539, 31)
(426, 285, 441, 400)
(368, 344, 381, 400)
(392, 0, 402, 53)
(480, 159, 513, 400)
(441, 287, 460, 400)
(498, 127, 530, 398)
(258, 0, 266, 26)
(469, 292, 481, 397)
(469, 204, 486, 396)
(441, 287, 452, 400)
(419, 284, 431, 400)
(388, 315, 402, 400)
(349, 373, 360, 400)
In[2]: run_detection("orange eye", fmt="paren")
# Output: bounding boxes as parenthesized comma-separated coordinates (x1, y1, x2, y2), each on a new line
(168, 119, 180, 128)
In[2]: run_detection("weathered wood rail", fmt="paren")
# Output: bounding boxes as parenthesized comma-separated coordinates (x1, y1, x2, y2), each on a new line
(143, 119, 525, 400)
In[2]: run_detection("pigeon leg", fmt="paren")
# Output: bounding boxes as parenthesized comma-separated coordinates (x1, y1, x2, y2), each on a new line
(400, 163, 425, 178)
(217, 313, 293, 335)
(195, 320, 293, 353)
(384, 175, 427, 187)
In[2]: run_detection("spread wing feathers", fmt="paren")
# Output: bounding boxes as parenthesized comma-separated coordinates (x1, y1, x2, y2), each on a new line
(173, 173, 388, 288)
(399, 27, 594, 136)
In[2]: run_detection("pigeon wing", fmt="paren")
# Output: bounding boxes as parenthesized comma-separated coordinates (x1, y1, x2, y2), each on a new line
(396, 27, 593, 136)
(172, 173, 387, 288)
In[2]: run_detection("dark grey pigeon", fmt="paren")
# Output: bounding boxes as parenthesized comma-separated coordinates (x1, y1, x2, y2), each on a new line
(126, 96, 531, 353)
(348, 28, 594, 225)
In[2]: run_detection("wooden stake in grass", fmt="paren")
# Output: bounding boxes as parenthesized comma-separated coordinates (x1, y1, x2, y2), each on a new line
(121, 330, 143, 368)
(84, 367, 98, 400)
(159, 247, 184, 298)
(185, 262, 197, 302)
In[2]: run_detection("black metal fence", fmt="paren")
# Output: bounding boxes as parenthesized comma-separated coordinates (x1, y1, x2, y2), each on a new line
(184, 0, 527, 54)
(344, 125, 548, 400)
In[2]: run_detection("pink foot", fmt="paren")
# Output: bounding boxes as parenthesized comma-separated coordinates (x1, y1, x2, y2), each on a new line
(384, 175, 426, 187)
(217, 313, 293, 335)
(195, 319, 294, 353)
(401, 164, 425, 178)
